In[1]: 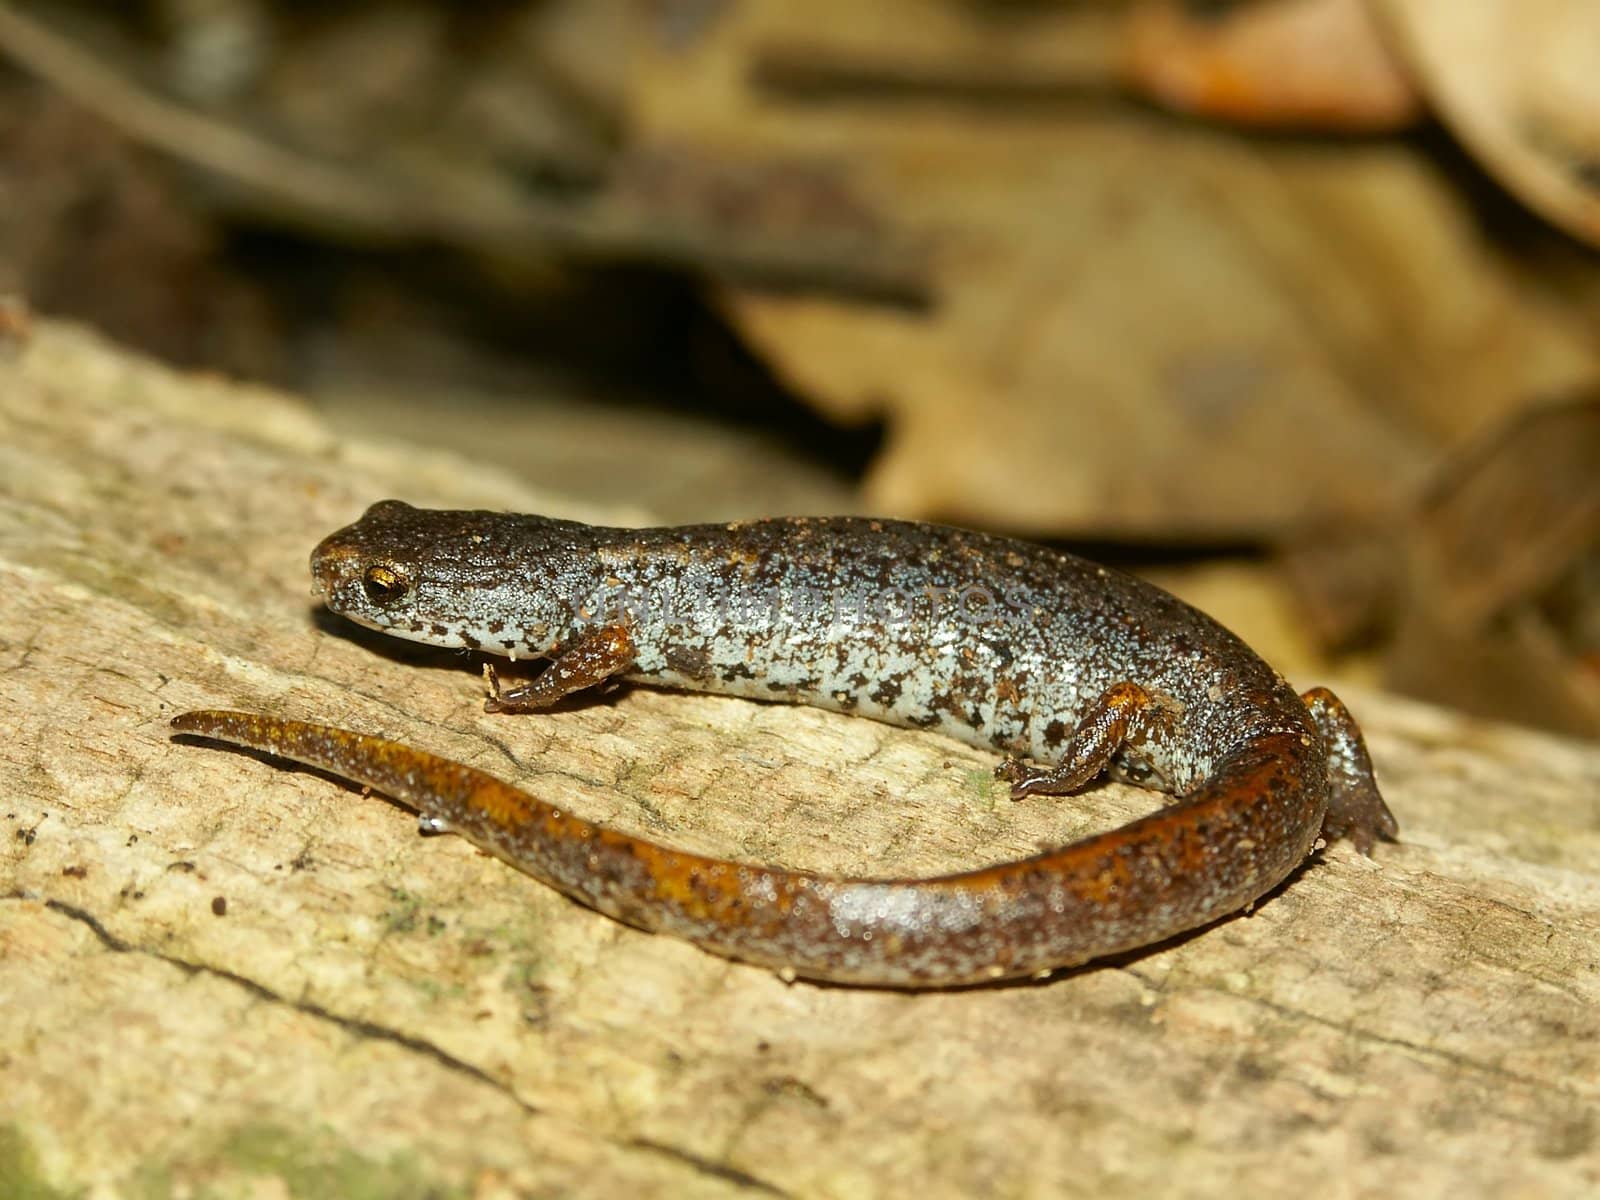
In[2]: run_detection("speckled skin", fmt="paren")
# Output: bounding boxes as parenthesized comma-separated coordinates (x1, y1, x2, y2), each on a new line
(171, 501, 1396, 987)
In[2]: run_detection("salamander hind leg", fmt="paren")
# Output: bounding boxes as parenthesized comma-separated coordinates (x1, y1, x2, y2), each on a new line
(484, 624, 638, 713)
(1301, 686, 1398, 854)
(995, 681, 1167, 799)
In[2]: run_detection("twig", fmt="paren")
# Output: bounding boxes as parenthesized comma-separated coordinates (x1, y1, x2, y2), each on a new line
(0, 3, 932, 305)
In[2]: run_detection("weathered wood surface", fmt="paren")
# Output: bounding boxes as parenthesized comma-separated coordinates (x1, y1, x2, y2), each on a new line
(1, 320, 1597, 1198)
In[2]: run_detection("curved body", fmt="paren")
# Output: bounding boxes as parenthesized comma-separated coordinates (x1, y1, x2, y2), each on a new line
(172, 501, 1395, 986)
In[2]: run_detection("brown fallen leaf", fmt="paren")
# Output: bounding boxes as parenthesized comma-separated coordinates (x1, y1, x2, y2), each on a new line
(1388, 397, 1600, 736)
(1377, 0, 1600, 248)
(632, 0, 1598, 538)
(1122, 0, 1422, 131)
(1282, 397, 1600, 737)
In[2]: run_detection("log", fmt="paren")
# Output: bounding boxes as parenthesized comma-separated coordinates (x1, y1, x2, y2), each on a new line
(2, 317, 1596, 1196)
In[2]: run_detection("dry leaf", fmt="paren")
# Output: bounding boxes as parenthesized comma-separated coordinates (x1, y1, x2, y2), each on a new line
(632, 0, 1597, 537)
(1123, 0, 1422, 131)
(1387, 398, 1600, 736)
(1378, 0, 1600, 248)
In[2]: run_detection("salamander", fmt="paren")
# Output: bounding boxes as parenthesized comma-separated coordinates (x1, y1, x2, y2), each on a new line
(171, 499, 1396, 987)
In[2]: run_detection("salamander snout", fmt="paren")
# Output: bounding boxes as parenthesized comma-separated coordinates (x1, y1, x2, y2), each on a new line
(313, 541, 413, 623)
(309, 500, 424, 609)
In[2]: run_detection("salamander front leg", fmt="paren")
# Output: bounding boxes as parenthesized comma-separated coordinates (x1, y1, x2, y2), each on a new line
(484, 624, 638, 713)
(995, 681, 1164, 799)
(1301, 687, 1398, 853)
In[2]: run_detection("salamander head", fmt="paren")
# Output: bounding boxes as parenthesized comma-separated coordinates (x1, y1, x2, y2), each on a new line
(311, 499, 581, 656)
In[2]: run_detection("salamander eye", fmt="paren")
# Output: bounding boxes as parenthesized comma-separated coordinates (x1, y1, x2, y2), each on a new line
(362, 564, 409, 605)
